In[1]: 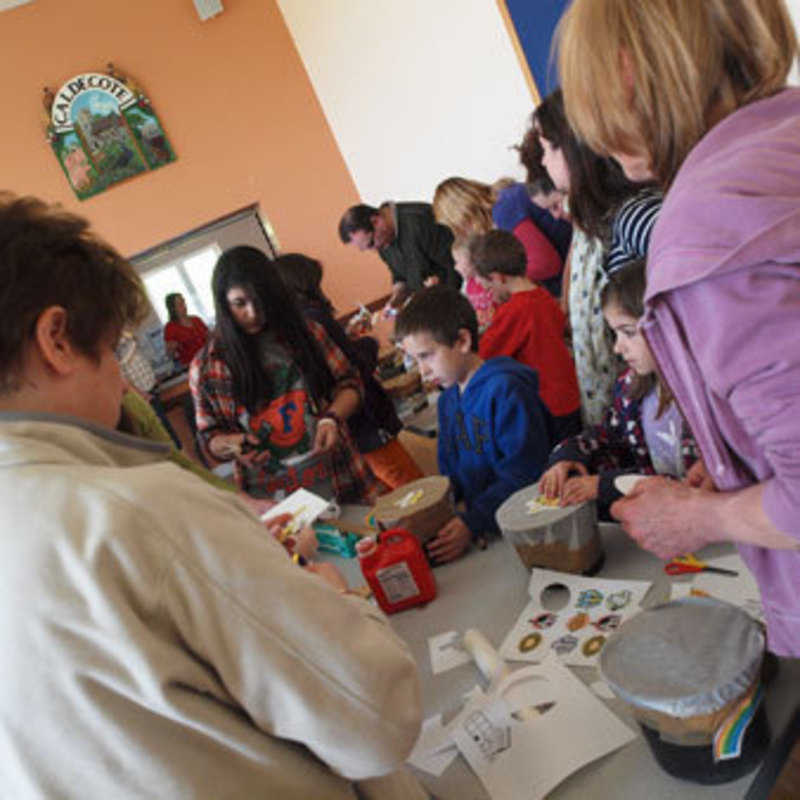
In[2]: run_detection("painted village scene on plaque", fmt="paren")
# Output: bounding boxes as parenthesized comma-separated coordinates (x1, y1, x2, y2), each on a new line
(43, 65, 176, 200)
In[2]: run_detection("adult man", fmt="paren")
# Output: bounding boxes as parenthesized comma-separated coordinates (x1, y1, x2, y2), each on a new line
(339, 201, 460, 310)
(0, 194, 424, 799)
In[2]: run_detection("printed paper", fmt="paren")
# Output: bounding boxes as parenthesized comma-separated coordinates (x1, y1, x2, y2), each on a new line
(499, 569, 651, 666)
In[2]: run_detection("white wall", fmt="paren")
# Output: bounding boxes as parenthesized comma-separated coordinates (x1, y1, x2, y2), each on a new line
(277, 0, 534, 205)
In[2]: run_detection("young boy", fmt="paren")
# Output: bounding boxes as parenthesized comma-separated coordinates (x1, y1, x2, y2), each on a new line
(472, 229, 582, 442)
(396, 286, 554, 563)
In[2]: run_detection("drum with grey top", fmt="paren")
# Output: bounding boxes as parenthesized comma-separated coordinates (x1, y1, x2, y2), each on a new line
(495, 481, 603, 574)
(600, 596, 769, 783)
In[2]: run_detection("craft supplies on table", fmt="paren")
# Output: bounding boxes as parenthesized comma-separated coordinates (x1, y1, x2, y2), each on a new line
(371, 476, 453, 544)
(664, 553, 739, 576)
(600, 596, 768, 784)
(499, 569, 652, 667)
(495, 481, 604, 574)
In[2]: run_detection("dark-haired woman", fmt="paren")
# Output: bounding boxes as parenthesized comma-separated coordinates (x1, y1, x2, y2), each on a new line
(273, 252, 424, 490)
(163, 292, 209, 368)
(532, 89, 658, 425)
(189, 246, 377, 503)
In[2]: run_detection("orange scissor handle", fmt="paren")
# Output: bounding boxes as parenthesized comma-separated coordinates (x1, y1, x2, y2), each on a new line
(664, 554, 704, 575)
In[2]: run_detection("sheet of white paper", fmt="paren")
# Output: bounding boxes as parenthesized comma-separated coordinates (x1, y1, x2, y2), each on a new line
(689, 553, 764, 622)
(613, 473, 650, 495)
(451, 660, 635, 800)
(259, 487, 331, 527)
(669, 581, 695, 600)
(498, 569, 651, 666)
(429, 631, 472, 675)
(407, 714, 458, 776)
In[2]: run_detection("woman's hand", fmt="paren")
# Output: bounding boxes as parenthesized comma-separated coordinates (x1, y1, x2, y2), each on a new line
(313, 417, 340, 454)
(561, 475, 599, 505)
(539, 461, 588, 499)
(209, 432, 271, 467)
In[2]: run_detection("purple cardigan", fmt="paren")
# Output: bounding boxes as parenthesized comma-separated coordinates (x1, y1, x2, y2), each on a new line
(643, 88, 800, 656)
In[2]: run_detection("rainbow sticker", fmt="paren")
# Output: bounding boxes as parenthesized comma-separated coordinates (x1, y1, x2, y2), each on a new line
(713, 684, 763, 762)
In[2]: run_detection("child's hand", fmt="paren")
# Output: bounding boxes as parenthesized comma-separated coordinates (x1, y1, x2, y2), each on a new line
(426, 517, 472, 563)
(313, 417, 340, 454)
(540, 461, 588, 498)
(561, 475, 599, 505)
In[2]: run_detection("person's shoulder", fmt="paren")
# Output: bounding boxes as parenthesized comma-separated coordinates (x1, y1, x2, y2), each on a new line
(473, 357, 540, 395)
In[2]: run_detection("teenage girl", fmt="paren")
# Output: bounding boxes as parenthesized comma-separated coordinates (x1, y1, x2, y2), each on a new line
(540, 259, 699, 508)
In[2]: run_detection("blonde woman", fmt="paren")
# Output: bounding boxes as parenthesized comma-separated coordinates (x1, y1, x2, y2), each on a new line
(558, 0, 800, 657)
(432, 176, 568, 296)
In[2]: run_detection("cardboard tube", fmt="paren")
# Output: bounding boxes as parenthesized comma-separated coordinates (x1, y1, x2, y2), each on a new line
(462, 629, 510, 689)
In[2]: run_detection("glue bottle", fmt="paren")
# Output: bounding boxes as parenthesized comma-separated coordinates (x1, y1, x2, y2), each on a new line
(357, 529, 436, 614)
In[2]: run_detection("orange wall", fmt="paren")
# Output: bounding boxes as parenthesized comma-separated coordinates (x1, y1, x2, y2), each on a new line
(0, 0, 391, 312)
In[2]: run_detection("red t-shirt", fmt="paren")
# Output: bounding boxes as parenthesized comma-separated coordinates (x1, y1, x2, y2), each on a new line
(164, 316, 209, 367)
(478, 289, 580, 416)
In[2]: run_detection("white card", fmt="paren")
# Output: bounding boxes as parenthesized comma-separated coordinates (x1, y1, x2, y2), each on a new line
(407, 714, 459, 777)
(428, 631, 472, 675)
(259, 487, 332, 529)
(451, 660, 635, 800)
(614, 473, 650, 495)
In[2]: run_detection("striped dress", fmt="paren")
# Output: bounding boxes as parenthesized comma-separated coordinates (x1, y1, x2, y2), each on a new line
(606, 188, 663, 275)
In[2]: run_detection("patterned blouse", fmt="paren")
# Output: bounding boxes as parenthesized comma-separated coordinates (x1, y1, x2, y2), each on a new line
(567, 227, 618, 425)
(548, 369, 699, 506)
(190, 319, 378, 504)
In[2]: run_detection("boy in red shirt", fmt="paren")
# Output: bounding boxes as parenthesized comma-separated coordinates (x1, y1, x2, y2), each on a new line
(473, 230, 581, 441)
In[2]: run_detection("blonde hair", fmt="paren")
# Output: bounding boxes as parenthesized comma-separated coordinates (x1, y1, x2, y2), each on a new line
(432, 177, 508, 240)
(557, 0, 798, 187)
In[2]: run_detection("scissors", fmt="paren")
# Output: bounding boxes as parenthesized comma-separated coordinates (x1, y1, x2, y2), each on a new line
(664, 554, 739, 576)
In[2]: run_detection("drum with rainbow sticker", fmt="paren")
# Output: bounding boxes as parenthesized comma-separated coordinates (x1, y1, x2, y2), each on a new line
(599, 596, 769, 784)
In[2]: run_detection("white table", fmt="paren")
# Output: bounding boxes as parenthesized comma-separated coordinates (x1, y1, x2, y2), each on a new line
(328, 516, 800, 799)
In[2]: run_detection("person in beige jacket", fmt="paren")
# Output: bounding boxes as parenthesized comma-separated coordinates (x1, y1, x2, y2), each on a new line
(0, 194, 426, 799)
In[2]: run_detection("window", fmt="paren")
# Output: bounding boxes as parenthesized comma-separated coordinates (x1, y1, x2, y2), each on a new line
(142, 244, 220, 326)
(129, 205, 278, 377)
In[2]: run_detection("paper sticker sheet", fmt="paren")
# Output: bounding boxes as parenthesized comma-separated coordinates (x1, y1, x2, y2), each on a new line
(451, 660, 635, 800)
(499, 569, 651, 666)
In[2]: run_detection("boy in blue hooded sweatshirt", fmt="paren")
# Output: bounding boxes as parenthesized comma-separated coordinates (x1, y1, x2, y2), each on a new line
(397, 286, 554, 562)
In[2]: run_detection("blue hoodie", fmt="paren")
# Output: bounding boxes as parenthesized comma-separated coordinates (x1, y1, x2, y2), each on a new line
(437, 357, 554, 537)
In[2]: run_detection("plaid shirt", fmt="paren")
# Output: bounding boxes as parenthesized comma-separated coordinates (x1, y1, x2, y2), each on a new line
(189, 319, 378, 503)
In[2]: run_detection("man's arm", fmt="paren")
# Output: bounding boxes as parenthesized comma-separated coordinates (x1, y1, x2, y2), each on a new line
(612, 479, 799, 559)
(156, 480, 422, 779)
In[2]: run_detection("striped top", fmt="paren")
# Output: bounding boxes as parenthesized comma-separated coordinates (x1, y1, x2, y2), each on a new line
(606, 188, 663, 275)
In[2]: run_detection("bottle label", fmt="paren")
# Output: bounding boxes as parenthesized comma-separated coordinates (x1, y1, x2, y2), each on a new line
(375, 561, 420, 604)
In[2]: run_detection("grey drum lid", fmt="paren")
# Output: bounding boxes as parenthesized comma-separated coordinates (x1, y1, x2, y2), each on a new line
(600, 597, 764, 718)
(495, 481, 587, 531)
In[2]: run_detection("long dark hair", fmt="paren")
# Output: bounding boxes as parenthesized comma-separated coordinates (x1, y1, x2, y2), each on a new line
(533, 89, 642, 241)
(272, 253, 334, 316)
(211, 246, 335, 413)
(601, 259, 671, 412)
